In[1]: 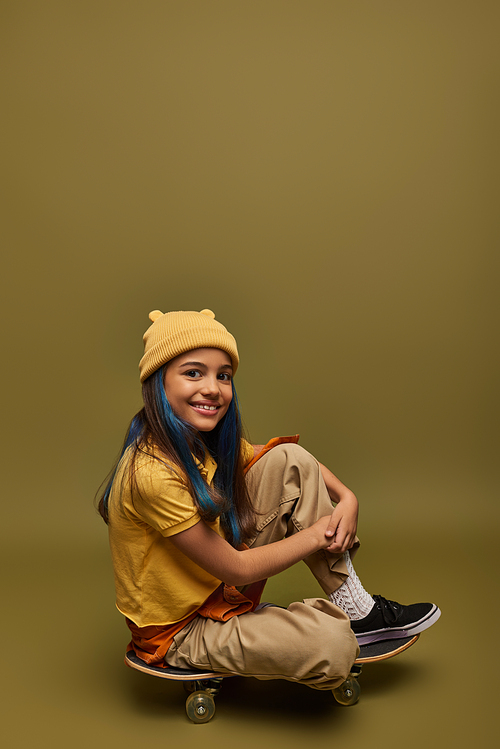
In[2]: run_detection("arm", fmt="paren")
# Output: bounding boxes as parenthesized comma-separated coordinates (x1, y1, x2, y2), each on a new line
(168, 515, 336, 587)
(318, 462, 359, 555)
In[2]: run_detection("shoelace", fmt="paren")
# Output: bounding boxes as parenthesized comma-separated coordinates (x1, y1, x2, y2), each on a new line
(372, 595, 404, 625)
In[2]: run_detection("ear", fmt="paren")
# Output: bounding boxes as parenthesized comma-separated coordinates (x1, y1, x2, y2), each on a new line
(148, 310, 163, 322)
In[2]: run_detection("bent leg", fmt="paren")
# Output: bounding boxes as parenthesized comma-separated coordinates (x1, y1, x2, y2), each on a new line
(166, 598, 359, 691)
(245, 442, 359, 594)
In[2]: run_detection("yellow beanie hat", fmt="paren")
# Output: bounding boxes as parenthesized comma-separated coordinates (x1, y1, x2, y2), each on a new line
(139, 309, 239, 381)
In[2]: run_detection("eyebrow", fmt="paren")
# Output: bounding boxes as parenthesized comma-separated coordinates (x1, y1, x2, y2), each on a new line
(179, 361, 233, 371)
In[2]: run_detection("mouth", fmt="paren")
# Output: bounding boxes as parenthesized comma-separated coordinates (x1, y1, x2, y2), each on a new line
(190, 403, 220, 412)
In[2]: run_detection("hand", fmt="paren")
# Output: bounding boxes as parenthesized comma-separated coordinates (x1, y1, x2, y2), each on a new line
(324, 494, 358, 554)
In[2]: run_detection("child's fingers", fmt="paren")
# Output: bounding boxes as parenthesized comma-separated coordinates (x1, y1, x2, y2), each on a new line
(327, 525, 357, 554)
(326, 527, 347, 553)
(326, 539, 344, 553)
(325, 509, 341, 538)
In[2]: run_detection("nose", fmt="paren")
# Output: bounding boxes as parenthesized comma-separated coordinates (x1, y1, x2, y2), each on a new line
(200, 375, 220, 397)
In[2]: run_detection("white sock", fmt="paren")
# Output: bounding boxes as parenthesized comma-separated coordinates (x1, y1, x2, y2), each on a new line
(328, 551, 374, 620)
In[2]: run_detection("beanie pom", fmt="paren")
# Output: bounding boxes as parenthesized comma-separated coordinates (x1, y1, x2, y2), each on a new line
(200, 309, 215, 318)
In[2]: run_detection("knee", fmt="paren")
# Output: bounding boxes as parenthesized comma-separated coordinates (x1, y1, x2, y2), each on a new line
(261, 442, 318, 474)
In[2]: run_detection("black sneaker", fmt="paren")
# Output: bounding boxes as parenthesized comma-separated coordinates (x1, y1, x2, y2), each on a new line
(350, 595, 441, 645)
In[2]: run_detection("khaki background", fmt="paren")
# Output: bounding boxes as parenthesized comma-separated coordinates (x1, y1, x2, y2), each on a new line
(1, 2, 498, 747)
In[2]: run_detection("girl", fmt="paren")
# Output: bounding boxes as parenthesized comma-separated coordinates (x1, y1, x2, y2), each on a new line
(98, 308, 440, 691)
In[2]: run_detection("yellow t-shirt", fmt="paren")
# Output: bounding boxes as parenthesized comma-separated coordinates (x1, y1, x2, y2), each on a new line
(108, 440, 254, 627)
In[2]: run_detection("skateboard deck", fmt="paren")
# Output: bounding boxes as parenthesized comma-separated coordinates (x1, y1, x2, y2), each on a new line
(124, 633, 419, 678)
(125, 650, 228, 680)
(355, 633, 419, 663)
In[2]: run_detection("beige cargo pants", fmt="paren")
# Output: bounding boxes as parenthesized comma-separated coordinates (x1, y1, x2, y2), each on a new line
(165, 443, 360, 690)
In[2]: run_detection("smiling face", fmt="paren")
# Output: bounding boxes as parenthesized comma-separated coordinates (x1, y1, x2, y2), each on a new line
(163, 348, 234, 432)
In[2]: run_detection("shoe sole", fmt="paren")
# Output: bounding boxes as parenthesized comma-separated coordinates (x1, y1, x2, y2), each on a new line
(354, 605, 441, 645)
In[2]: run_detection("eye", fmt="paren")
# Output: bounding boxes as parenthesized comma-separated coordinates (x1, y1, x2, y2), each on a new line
(184, 369, 201, 378)
(218, 372, 232, 381)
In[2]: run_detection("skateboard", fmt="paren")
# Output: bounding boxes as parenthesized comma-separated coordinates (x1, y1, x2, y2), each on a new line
(124, 634, 419, 722)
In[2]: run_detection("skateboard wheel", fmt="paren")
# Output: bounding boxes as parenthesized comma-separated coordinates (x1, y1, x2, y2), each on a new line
(185, 691, 216, 723)
(332, 677, 361, 706)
